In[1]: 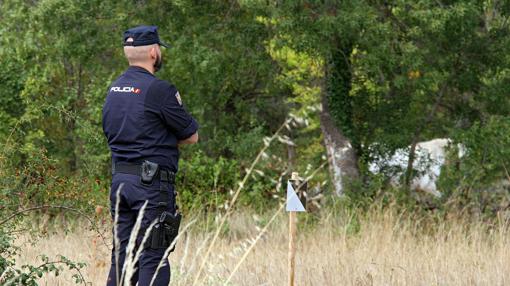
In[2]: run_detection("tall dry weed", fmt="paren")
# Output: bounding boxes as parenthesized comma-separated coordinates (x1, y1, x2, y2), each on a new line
(16, 205, 510, 286)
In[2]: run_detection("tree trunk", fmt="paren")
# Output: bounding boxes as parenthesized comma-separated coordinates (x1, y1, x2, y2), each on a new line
(320, 40, 359, 196)
(320, 92, 359, 196)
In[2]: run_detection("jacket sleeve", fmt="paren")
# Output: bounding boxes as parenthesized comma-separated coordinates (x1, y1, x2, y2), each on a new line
(151, 80, 199, 140)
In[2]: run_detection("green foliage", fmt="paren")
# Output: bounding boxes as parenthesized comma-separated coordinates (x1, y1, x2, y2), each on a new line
(436, 116, 510, 213)
(0, 148, 93, 285)
(178, 151, 239, 211)
(456, 116, 510, 188)
(339, 1, 510, 161)
(0, 248, 86, 286)
(266, 1, 510, 212)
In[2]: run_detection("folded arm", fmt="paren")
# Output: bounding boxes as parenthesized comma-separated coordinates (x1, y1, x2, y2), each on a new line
(178, 132, 198, 145)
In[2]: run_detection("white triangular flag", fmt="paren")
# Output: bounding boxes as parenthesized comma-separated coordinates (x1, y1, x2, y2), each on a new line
(286, 180, 306, 212)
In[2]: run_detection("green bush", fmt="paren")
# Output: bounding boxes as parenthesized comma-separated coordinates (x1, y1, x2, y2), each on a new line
(177, 150, 240, 212)
(438, 116, 510, 215)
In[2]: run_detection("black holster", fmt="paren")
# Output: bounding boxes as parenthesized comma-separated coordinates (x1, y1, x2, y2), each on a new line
(150, 211, 182, 251)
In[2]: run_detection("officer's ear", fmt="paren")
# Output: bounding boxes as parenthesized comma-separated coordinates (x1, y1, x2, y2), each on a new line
(149, 46, 157, 60)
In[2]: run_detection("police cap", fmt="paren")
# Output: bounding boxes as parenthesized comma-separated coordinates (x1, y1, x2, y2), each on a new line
(123, 25, 169, 48)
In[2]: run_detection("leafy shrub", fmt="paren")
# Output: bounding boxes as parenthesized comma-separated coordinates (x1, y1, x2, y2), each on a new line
(438, 116, 510, 215)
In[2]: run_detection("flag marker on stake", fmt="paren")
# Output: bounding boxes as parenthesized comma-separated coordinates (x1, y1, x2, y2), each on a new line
(287, 172, 307, 286)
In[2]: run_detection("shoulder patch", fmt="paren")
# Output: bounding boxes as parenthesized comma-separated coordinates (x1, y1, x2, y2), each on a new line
(175, 91, 182, 106)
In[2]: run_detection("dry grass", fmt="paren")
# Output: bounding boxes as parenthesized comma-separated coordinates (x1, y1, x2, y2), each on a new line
(15, 208, 510, 286)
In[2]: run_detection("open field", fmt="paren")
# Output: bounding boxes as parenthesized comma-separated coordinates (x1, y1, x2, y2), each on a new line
(15, 208, 510, 286)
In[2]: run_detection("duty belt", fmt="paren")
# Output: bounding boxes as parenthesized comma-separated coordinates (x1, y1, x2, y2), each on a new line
(112, 162, 176, 184)
(112, 161, 177, 213)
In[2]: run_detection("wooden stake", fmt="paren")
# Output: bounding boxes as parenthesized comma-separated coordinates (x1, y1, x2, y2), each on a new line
(288, 172, 299, 286)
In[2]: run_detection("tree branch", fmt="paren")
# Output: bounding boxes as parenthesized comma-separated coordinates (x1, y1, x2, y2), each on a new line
(0, 205, 110, 249)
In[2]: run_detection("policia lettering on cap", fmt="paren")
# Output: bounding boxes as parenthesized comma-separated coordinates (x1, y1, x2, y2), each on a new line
(102, 25, 199, 286)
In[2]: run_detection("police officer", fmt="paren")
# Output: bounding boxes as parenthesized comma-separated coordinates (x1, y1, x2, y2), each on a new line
(102, 25, 199, 286)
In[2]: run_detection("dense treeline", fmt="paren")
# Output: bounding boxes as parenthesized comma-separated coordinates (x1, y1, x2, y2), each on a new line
(1, 0, 510, 215)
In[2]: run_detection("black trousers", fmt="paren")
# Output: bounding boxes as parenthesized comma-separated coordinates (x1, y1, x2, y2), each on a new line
(106, 173, 176, 286)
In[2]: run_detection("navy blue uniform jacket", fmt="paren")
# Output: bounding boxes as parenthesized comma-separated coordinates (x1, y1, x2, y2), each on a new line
(102, 66, 199, 172)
